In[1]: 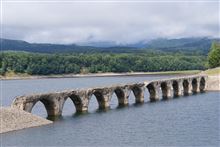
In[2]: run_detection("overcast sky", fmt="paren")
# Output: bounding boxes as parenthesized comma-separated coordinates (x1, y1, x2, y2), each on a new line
(1, 0, 219, 44)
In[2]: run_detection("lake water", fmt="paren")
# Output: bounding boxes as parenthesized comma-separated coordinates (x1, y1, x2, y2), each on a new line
(1, 75, 219, 146)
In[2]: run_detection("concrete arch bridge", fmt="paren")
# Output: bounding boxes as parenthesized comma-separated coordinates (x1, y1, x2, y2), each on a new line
(12, 75, 207, 118)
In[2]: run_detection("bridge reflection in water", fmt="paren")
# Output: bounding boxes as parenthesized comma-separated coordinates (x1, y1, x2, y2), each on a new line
(11, 75, 207, 119)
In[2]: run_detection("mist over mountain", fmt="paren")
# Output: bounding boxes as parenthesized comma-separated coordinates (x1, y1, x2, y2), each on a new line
(1, 37, 218, 54)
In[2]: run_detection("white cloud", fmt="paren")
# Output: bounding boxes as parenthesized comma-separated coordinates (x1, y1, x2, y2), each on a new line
(2, 1, 219, 44)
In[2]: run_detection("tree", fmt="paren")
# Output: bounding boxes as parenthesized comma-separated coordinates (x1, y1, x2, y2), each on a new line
(208, 42, 220, 68)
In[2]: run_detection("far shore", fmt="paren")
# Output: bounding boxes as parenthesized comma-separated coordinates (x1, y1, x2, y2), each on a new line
(0, 70, 201, 81)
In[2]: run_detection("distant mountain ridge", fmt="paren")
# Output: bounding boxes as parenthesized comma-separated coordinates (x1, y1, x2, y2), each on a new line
(0, 38, 138, 53)
(1, 37, 219, 54)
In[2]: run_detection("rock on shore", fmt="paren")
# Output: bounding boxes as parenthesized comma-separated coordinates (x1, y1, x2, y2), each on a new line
(0, 107, 52, 134)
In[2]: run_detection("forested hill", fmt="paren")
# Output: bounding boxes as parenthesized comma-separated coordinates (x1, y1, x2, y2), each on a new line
(145, 38, 216, 54)
(0, 38, 136, 53)
(1, 37, 218, 54)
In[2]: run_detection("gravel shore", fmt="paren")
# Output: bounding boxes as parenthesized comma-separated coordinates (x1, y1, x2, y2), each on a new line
(0, 107, 52, 134)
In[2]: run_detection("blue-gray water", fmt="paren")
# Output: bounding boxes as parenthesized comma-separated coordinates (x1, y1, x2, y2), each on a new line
(1, 75, 219, 146)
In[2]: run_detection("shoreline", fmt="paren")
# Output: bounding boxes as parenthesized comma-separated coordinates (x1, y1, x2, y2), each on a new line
(0, 70, 201, 81)
(0, 107, 52, 134)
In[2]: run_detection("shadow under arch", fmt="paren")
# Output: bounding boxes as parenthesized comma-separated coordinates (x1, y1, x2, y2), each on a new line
(31, 99, 59, 121)
(131, 85, 145, 103)
(192, 78, 198, 94)
(146, 83, 158, 102)
(183, 79, 190, 95)
(68, 94, 87, 114)
(172, 80, 179, 97)
(160, 82, 170, 99)
(200, 77, 206, 92)
(114, 87, 127, 107)
(88, 91, 107, 112)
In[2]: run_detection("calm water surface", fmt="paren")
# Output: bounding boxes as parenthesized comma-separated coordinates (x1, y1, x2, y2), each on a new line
(1, 75, 219, 146)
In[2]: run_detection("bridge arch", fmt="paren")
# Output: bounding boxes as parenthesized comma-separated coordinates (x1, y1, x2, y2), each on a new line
(91, 89, 113, 109)
(26, 96, 61, 118)
(131, 85, 145, 103)
(114, 87, 129, 106)
(160, 81, 172, 99)
(61, 97, 76, 115)
(93, 90, 105, 109)
(200, 77, 206, 92)
(40, 98, 59, 117)
(63, 94, 84, 113)
(192, 78, 199, 93)
(183, 79, 190, 95)
(31, 100, 48, 118)
(172, 80, 179, 97)
(147, 83, 159, 101)
(11, 75, 208, 119)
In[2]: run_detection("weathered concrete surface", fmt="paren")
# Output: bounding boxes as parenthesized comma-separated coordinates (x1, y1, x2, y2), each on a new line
(206, 75, 220, 91)
(0, 107, 52, 134)
(11, 75, 208, 118)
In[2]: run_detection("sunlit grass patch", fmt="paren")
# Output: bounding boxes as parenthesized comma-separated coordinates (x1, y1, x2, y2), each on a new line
(204, 67, 220, 75)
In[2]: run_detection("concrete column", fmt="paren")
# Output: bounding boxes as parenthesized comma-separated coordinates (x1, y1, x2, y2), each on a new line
(93, 89, 113, 110)
(99, 99, 110, 109)
(161, 81, 172, 99)
(43, 96, 63, 117)
(70, 90, 91, 113)
(172, 80, 183, 97)
(132, 85, 145, 103)
(147, 82, 160, 101)
(75, 104, 88, 113)
(199, 77, 207, 92)
(183, 79, 192, 95)
(192, 78, 200, 93)
(118, 96, 129, 106)
(114, 87, 130, 106)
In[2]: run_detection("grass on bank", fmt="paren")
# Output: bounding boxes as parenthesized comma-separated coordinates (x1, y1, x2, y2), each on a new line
(142, 70, 201, 75)
(203, 67, 220, 75)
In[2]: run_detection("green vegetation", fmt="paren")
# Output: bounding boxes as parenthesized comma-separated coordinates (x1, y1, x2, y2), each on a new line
(203, 67, 220, 75)
(208, 42, 220, 68)
(0, 51, 206, 76)
(2, 38, 217, 76)
(1, 37, 217, 54)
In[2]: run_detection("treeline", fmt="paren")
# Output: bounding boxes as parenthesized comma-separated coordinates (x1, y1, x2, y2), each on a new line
(0, 51, 206, 75)
(208, 42, 220, 68)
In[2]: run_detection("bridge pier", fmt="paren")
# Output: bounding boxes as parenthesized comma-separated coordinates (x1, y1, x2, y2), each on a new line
(200, 77, 206, 92)
(68, 90, 90, 113)
(192, 78, 200, 93)
(132, 85, 145, 103)
(161, 81, 172, 99)
(42, 93, 70, 117)
(147, 82, 160, 101)
(93, 88, 113, 110)
(114, 87, 130, 106)
(183, 79, 192, 95)
(172, 80, 183, 97)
